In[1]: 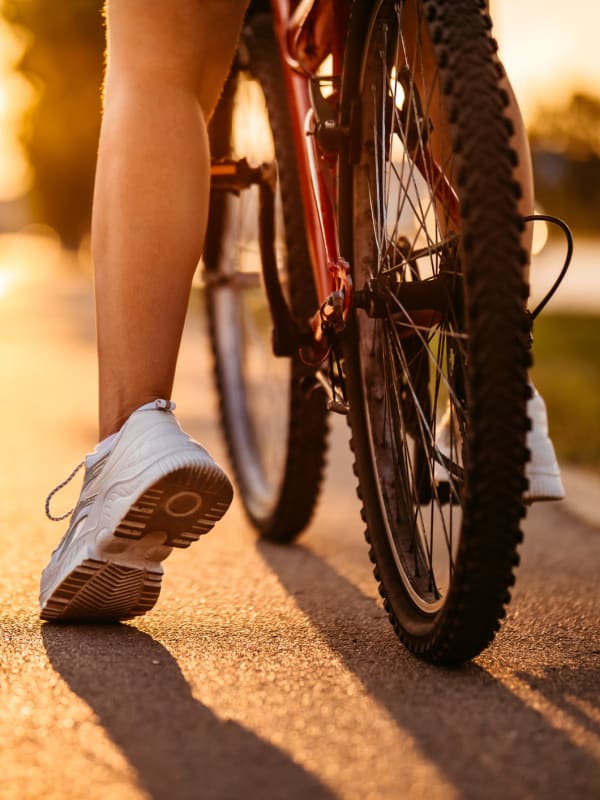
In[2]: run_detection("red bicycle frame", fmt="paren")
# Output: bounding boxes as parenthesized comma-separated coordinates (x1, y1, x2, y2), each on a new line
(270, 0, 352, 334)
(269, 0, 461, 349)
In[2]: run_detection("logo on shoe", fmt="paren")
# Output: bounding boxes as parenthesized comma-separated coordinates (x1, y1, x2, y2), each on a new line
(164, 491, 203, 518)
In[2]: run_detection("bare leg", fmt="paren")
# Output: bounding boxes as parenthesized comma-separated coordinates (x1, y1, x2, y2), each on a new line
(501, 77, 535, 263)
(484, 0, 535, 263)
(93, 0, 248, 439)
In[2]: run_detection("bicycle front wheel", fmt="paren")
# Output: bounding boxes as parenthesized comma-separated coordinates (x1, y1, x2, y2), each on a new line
(204, 13, 329, 541)
(339, 0, 531, 663)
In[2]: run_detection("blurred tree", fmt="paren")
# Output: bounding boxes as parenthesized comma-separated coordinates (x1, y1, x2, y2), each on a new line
(4, 0, 105, 248)
(6, 5, 599, 244)
(530, 92, 600, 159)
(529, 92, 600, 235)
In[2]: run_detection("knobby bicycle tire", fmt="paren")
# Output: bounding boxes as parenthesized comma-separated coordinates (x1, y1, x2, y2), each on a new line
(338, 0, 530, 663)
(204, 12, 329, 541)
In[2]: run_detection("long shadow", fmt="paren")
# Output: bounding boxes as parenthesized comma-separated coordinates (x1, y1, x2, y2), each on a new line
(514, 664, 600, 737)
(257, 539, 600, 800)
(42, 625, 334, 800)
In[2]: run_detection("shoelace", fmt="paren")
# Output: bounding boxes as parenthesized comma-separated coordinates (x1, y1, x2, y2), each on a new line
(45, 460, 85, 522)
(44, 398, 176, 523)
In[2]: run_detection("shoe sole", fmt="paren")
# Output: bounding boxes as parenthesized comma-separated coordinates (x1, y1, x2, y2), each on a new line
(40, 465, 232, 622)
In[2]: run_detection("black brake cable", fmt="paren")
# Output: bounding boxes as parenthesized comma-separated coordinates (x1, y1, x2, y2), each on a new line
(524, 214, 574, 321)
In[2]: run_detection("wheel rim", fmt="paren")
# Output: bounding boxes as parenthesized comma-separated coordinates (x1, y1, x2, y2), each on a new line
(211, 70, 291, 515)
(353, 2, 468, 614)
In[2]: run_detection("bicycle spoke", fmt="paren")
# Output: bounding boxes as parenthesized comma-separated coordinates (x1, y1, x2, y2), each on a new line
(343, 0, 528, 662)
(351, 1, 476, 610)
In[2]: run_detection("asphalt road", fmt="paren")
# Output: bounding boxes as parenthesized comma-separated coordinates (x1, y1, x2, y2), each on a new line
(1, 235, 599, 800)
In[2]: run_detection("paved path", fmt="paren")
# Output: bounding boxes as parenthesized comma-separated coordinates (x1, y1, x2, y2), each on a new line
(0, 235, 598, 800)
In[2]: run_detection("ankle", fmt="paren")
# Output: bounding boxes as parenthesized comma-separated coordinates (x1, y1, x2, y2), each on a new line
(99, 398, 175, 440)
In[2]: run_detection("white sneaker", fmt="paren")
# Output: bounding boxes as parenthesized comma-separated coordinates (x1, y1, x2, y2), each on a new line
(433, 387, 565, 503)
(523, 387, 565, 503)
(40, 400, 233, 622)
(433, 406, 461, 484)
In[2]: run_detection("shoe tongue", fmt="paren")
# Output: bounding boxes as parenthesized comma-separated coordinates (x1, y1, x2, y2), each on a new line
(86, 431, 118, 468)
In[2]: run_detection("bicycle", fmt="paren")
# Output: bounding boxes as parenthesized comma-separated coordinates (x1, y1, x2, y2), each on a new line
(203, 0, 538, 665)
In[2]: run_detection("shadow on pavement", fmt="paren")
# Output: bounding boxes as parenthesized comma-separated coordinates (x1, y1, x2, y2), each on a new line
(42, 624, 334, 800)
(514, 664, 600, 738)
(257, 539, 600, 800)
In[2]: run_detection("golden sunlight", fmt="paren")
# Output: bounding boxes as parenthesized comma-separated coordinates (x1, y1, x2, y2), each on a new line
(232, 79, 275, 163)
(0, 227, 61, 300)
(0, 16, 37, 202)
(491, 0, 600, 121)
(531, 215, 549, 256)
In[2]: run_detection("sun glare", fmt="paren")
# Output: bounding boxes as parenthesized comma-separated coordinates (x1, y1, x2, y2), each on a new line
(0, 227, 61, 300)
(232, 80, 274, 163)
(491, 0, 600, 122)
(531, 214, 549, 256)
(0, 16, 37, 202)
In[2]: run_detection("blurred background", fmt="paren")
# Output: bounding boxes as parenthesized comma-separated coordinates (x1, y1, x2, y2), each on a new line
(0, 0, 598, 471)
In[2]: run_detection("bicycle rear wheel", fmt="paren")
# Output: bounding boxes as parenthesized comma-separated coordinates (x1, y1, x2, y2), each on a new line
(204, 13, 328, 541)
(339, 0, 531, 663)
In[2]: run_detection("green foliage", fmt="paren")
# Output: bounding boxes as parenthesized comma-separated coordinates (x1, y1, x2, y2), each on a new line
(530, 92, 600, 235)
(4, 0, 105, 247)
(532, 313, 600, 472)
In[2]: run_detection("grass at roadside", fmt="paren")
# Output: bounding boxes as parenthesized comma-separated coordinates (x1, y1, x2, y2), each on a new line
(530, 313, 600, 474)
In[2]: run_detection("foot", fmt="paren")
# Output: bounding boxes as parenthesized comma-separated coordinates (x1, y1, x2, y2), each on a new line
(40, 400, 233, 622)
(432, 387, 565, 503)
(523, 387, 565, 503)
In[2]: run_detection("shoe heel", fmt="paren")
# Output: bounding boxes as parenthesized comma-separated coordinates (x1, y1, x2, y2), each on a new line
(114, 465, 233, 548)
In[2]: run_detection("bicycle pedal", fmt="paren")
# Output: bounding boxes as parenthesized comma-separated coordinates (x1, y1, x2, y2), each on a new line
(327, 399, 349, 415)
